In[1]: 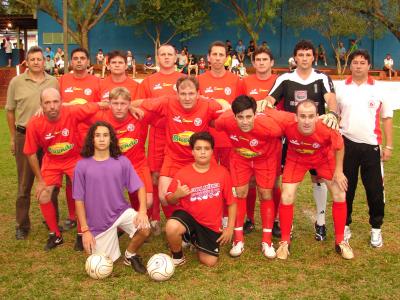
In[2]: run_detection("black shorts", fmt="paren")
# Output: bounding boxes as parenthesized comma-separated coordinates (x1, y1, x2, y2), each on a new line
(171, 210, 221, 257)
(281, 138, 317, 176)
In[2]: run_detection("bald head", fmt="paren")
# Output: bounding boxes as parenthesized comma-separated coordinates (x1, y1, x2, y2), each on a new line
(41, 87, 61, 103)
(40, 87, 62, 120)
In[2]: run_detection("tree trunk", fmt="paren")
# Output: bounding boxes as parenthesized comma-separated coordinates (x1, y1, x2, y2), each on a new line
(63, 0, 69, 74)
(80, 28, 89, 50)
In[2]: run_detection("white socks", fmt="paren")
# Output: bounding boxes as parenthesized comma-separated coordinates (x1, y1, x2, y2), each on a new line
(313, 182, 327, 225)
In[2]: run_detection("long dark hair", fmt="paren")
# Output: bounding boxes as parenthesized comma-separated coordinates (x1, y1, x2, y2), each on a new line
(81, 121, 121, 159)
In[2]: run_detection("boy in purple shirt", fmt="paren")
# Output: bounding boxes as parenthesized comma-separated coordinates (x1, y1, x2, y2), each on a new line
(73, 121, 150, 274)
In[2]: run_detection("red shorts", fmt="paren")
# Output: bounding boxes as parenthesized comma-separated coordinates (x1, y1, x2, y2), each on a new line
(229, 153, 278, 189)
(160, 156, 193, 178)
(41, 156, 78, 186)
(135, 165, 153, 193)
(282, 156, 335, 183)
(147, 126, 166, 172)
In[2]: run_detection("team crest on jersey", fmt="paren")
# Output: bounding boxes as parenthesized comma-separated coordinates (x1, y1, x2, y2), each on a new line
(250, 139, 259, 147)
(61, 128, 70, 137)
(224, 87, 232, 95)
(84, 88, 92, 96)
(65, 87, 73, 93)
(250, 89, 258, 95)
(312, 143, 321, 149)
(194, 118, 202, 126)
(294, 90, 307, 102)
(127, 123, 135, 132)
(153, 83, 162, 90)
(205, 87, 214, 93)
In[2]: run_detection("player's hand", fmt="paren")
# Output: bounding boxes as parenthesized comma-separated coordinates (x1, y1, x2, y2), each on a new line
(129, 106, 144, 120)
(35, 180, 47, 200)
(98, 101, 109, 110)
(382, 148, 392, 161)
(82, 231, 96, 255)
(217, 226, 234, 245)
(333, 171, 348, 192)
(256, 99, 274, 113)
(134, 211, 150, 229)
(10, 138, 15, 156)
(151, 172, 160, 185)
(175, 180, 191, 198)
(34, 107, 44, 117)
(319, 112, 339, 130)
(215, 98, 231, 113)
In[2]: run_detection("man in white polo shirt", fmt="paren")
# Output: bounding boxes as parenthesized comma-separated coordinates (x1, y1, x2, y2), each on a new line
(335, 49, 393, 248)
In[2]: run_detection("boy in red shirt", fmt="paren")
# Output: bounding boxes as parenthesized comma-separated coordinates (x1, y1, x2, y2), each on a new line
(276, 100, 354, 260)
(165, 132, 236, 267)
(23, 87, 105, 250)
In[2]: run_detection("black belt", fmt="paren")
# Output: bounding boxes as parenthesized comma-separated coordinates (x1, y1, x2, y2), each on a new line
(16, 125, 26, 134)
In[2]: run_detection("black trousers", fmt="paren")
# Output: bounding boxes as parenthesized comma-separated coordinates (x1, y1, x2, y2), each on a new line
(343, 137, 385, 228)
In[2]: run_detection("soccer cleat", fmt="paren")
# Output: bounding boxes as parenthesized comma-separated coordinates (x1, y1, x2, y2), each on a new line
(172, 255, 186, 266)
(370, 228, 383, 248)
(124, 255, 147, 274)
(261, 242, 276, 259)
(314, 222, 327, 241)
(44, 233, 63, 251)
(344, 225, 352, 242)
(64, 219, 77, 231)
(150, 220, 162, 236)
(335, 241, 354, 260)
(243, 219, 255, 234)
(15, 228, 28, 240)
(74, 234, 84, 251)
(229, 241, 244, 257)
(272, 221, 281, 238)
(276, 241, 290, 260)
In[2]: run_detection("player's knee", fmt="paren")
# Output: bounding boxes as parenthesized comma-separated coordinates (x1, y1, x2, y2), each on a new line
(332, 191, 346, 202)
(165, 219, 182, 236)
(199, 255, 218, 267)
(235, 186, 248, 198)
(281, 191, 294, 204)
(258, 189, 272, 200)
(138, 227, 151, 238)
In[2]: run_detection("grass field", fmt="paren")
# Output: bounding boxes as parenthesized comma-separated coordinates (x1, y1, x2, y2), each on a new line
(0, 109, 399, 299)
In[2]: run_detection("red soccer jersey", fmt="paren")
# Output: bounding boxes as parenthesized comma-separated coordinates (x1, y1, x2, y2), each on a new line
(89, 110, 149, 170)
(198, 71, 243, 147)
(141, 96, 222, 164)
(214, 111, 288, 159)
(240, 74, 278, 101)
(59, 73, 101, 104)
(99, 76, 139, 101)
(167, 164, 236, 232)
(283, 120, 344, 164)
(24, 104, 99, 163)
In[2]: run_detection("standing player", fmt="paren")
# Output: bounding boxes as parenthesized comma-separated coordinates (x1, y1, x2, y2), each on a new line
(276, 100, 353, 260)
(264, 40, 339, 241)
(165, 132, 236, 267)
(23, 88, 103, 250)
(74, 122, 150, 273)
(6, 46, 59, 240)
(58, 47, 101, 234)
(215, 96, 291, 258)
(137, 44, 183, 234)
(240, 47, 281, 236)
(335, 50, 393, 248)
(99, 50, 139, 101)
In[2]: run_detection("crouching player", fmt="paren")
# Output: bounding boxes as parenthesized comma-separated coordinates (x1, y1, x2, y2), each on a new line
(276, 100, 354, 260)
(73, 122, 151, 274)
(165, 132, 237, 267)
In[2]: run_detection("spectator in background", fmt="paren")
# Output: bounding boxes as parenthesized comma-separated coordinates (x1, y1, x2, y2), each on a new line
(231, 53, 240, 74)
(176, 49, 188, 73)
(187, 53, 198, 75)
(183, 46, 189, 56)
(127, 50, 136, 78)
(198, 56, 207, 74)
(288, 56, 297, 71)
(44, 55, 55, 75)
(43, 47, 54, 60)
(349, 39, 358, 54)
(383, 53, 395, 79)
(260, 41, 269, 50)
(238, 62, 247, 78)
(246, 40, 256, 62)
(54, 55, 65, 76)
(315, 44, 328, 66)
(224, 51, 232, 70)
(143, 55, 157, 73)
(226, 40, 233, 54)
(96, 49, 105, 65)
(337, 42, 346, 65)
(54, 47, 64, 62)
(236, 39, 246, 62)
(5, 37, 13, 67)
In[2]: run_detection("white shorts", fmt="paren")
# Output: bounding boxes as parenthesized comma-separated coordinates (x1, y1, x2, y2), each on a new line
(93, 208, 138, 262)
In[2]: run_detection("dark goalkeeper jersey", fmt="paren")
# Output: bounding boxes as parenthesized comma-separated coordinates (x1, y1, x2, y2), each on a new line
(269, 69, 335, 115)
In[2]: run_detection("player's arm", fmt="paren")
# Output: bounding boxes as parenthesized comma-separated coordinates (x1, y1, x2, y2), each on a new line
(6, 109, 16, 155)
(165, 179, 191, 205)
(75, 200, 96, 254)
(332, 147, 348, 192)
(382, 117, 393, 161)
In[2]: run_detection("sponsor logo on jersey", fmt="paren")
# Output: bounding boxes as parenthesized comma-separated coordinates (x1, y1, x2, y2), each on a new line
(205, 87, 214, 93)
(230, 134, 239, 142)
(153, 83, 162, 90)
(260, 89, 270, 93)
(250, 139, 259, 147)
(64, 87, 74, 93)
(295, 148, 315, 155)
(289, 139, 300, 146)
(236, 147, 259, 158)
(69, 98, 87, 105)
(194, 118, 202, 126)
(102, 91, 110, 100)
(118, 137, 138, 152)
(224, 87, 232, 95)
(172, 116, 194, 124)
(61, 128, 69, 137)
(45, 133, 55, 140)
(84, 88, 92, 96)
(173, 116, 182, 123)
(294, 90, 307, 102)
(249, 89, 258, 95)
(48, 142, 74, 155)
(163, 83, 173, 87)
(190, 182, 221, 202)
(172, 131, 194, 146)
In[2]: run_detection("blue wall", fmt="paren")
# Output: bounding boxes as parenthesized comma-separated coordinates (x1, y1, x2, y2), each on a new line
(37, 3, 400, 68)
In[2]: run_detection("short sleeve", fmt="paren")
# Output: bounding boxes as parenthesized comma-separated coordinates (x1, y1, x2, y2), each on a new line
(330, 129, 344, 151)
(123, 157, 144, 193)
(70, 102, 99, 121)
(378, 83, 394, 118)
(141, 96, 169, 116)
(73, 160, 86, 201)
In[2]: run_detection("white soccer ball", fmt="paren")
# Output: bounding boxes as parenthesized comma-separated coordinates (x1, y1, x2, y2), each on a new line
(147, 253, 175, 281)
(85, 253, 113, 279)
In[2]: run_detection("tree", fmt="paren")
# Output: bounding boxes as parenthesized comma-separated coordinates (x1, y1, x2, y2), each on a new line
(214, 0, 283, 46)
(284, 0, 381, 75)
(10, 0, 116, 49)
(114, 0, 211, 59)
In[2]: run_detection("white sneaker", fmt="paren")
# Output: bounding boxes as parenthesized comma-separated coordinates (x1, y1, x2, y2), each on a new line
(172, 256, 186, 266)
(276, 241, 290, 260)
(344, 225, 352, 242)
(371, 228, 383, 248)
(335, 241, 354, 260)
(229, 241, 244, 257)
(262, 242, 276, 259)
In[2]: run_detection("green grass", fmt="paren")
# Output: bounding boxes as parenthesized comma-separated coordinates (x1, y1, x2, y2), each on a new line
(0, 109, 399, 299)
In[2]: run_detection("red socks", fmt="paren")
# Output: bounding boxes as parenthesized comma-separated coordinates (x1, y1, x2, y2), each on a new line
(332, 201, 347, 244)
(279, 203, 294, 243)
(260, 199, 274, 245)
(246, 187, 256, 223)
(151, 185, 161, 221)
(234, 197, 246, 243)
(40, 202, 60, 236)
(65, 183, 76, 221)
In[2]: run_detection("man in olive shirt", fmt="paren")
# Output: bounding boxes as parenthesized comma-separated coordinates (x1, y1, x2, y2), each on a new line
(5, 46, 59, 240)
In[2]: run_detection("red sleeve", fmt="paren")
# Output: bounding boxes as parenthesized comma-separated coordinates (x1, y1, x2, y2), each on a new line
(141, 96, 168, 116)
(85, 110, 107, 125)
(208, 99, 223, 120)
(131, 82, 139, 100)
(23, 119, 40, 155)
(93, 77, 101, 102)
(330, 129, 344, 151)
(214, 112, 233, 131)
(222, 168, 236, 206)
(137, 79, 150, 99)
(70, 102, 100, 121)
